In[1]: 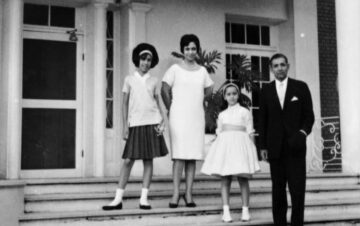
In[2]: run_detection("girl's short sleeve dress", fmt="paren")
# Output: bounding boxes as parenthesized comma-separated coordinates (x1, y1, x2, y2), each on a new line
(162, 64, 213, 160)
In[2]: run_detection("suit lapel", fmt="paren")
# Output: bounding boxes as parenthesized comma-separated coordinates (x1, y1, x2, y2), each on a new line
(283, 78, 293, 110)
(270, 81, 282, 110)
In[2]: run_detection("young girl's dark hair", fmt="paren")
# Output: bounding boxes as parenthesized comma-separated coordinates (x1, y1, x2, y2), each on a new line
(132, 43, 159, 68)
(180, 34, 201, 54)
(219, 81, 249, 111)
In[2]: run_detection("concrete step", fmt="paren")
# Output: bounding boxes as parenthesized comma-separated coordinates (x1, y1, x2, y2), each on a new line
(24, 173, 359, 195)
(19, 197, 360, 226)
(24, 184, 360, 213)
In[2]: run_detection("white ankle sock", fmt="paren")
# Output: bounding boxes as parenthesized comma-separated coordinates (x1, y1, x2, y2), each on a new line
(222, 205, 232, 222)
(108, 188, 124, 206)
(241, 206, 250, 221)
(139, 188, 150, 206)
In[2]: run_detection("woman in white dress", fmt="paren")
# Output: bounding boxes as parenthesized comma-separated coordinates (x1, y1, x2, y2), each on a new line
(161, 34, 213, 208)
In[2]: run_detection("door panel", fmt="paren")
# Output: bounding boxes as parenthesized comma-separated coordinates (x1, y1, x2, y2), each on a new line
(21, 31, 83, 178)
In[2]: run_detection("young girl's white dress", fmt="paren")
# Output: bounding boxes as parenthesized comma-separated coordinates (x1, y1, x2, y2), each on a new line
(201, 103, 260, 177)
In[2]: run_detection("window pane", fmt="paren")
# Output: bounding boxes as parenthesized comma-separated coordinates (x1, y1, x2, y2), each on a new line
(251, 56, 260, 72)
(106, 101, 113, 128)
(252, 83, 260, 106)
(106, 70, 113, 98)
(231, 23, 245, 44)
(246, 25, 260, 45)
(24, 3, 49, 26)
(50, 6, 75, 28)
(107, 11, 114, 39)
(226, 54, 231, 79)
(231, 55, 239, 80)
(261, 57, 270, 81)
(252, 108, 259, 133)
(23, 39, 76, 100)
(21, 108, 76, 170)
(261, 26, 270, 46)
(107, 41, 113, 68)
(225, 22, 230, 43)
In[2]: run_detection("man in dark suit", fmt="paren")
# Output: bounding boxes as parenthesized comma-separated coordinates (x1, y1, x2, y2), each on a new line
(259, 53, 314, 226)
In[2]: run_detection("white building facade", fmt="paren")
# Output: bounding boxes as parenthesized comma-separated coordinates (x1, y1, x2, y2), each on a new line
(0, 0, 357, 181)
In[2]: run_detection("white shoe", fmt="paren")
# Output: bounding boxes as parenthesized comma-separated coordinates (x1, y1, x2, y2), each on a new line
(241, 207, 251, 221)
(222, 211, 232, 223)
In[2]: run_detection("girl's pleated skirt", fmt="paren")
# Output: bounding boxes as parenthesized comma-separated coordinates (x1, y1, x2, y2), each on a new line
(122, 124, 168, 159)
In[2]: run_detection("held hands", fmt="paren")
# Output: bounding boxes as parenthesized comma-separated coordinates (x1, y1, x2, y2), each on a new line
(154, 120, 165, 136)
(260, 149, 269, 162)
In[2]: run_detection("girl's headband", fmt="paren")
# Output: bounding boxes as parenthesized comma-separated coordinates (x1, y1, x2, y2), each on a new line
(222, 82, 240, 97)
(139, 50, 153, 57)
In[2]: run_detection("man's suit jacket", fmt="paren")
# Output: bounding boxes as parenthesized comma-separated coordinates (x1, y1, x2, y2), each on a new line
(259, 77, 315, 159)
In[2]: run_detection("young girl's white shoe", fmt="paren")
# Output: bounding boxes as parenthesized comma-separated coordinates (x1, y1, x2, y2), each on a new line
(222, 205, 232, 223)
(241, 206, 251, 221)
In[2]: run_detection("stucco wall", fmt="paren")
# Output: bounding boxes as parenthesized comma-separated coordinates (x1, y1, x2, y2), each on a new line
(0, 180, 25, 226)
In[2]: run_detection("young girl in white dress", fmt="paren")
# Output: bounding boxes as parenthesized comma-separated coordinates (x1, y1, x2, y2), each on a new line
(201, 82, 260, 222)
(102, 43, 168, 211)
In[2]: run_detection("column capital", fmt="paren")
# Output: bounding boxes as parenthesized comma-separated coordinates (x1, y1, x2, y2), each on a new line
(92, 1, 110, 8)
(129, 2, 152, 13)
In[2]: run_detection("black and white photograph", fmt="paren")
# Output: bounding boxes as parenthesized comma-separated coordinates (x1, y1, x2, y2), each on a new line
(0, 0, 359, 225)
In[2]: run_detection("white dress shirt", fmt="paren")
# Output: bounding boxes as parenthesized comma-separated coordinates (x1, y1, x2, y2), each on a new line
(275, 77, 288, 109)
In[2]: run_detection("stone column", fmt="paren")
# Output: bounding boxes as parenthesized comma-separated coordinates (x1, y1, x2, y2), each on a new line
(127, 2, 152, 74)
(93, 3, 108, 177)
(1, 0, 23, 179)
(336, 0, 360, 173)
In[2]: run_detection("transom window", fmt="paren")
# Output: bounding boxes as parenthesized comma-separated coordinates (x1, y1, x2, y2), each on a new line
(226, 22, 270, 46)
(24, 3, 75, 28)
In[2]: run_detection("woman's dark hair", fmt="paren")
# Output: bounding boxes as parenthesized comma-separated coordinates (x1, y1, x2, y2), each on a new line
(180, 34, 201, 54)
(132, 43, 159, 68)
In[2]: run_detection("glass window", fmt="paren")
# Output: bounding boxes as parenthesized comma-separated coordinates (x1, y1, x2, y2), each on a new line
(106, 101, 113, 128)
(251, 84, 260, 106)
(226, 22, 270, 46)
(231, 23, 245, 44)
(252, 108, 259, 134)
(225, 22, 230, 43)
(107, 11, 114, 39)
(50, 6, 75, 28)
(251, 56, 260, 72)
(106, 41, 114, 68)
(226, 54, 231, 79)
(21, 108, 76, 170)
(261, 26, 270, 46)
(106, 70, 113, 99)
(23, 39, 76, 100)
(24, 3, 49, 26)
(106, 11, 114, 129)
(246, 25, 260, 45)
(261, 57, 270, 81)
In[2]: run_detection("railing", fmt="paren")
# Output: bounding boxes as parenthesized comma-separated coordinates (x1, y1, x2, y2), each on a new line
(307, 116, 341, 173)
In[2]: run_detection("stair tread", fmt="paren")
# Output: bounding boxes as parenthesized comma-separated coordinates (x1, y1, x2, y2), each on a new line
(20, 197, 360, 221)
(197, 212, 360, 226)
(24, 173, 359, 185)
(25, 183, 360, 201)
